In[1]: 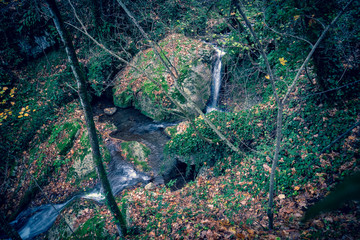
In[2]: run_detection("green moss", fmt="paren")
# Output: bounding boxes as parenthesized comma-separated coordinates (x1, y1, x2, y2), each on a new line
(113, 34, 212, 121)
(68, 129, 110, 184)
(113, 87, 133, 108)
(121, 141, 151, 172)
(48, 120, 81, 156)
(165, 125, 177, 137)
(72, 212, 111, 239)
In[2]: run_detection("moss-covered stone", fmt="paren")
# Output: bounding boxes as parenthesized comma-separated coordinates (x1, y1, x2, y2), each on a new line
(70, 129, 111, 184)
(120, 141, 151, 172)
(113, 87, 133, 108)
(164, 125, 177, 137)
(48, 121, 81, 156)
(113, 34, 213, 121)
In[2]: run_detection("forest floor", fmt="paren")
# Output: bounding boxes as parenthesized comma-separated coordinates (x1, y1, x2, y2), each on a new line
(2, 44, 359, 240)
(24, 99, 359, 240)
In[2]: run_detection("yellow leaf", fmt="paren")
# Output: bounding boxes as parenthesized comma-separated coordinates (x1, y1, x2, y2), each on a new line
(294, 186, 300, 191)
(21, 107, 25, 111)
(265, 75, 270, 79)
(18, 115, 23, 118)
(278, 194, 286, 199)
(279, 57, 287, 66)
(19, 111, 23, 114)
(10, 102, 15, 105)
(24, 113, 29, 117)
(294, 15, 300, 21)
(3, 87, 8, 91)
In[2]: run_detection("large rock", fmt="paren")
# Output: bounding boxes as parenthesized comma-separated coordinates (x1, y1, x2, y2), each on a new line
(113, 34, 213, 121)
(72, 152, 94, 179)
(120, 141, 152, 173)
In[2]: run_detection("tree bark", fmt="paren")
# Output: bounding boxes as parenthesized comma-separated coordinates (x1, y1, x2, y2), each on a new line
(45, 0, 127, 236)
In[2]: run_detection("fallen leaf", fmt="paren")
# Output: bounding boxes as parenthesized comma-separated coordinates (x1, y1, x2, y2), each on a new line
(278, 194, 286, 199)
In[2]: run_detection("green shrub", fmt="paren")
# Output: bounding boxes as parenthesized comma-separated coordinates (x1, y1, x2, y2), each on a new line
(165, 107, 277, 168)
(88, 48, 118, 97)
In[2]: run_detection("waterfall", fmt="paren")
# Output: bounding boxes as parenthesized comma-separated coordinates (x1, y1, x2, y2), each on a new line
(206, 47, 225, 113)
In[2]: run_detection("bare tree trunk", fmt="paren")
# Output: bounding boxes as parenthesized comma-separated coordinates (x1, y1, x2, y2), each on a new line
(45, 0, 127, 236)
(0, 211, 22, 240)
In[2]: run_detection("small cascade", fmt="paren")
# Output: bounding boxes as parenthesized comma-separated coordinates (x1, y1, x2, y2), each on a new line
(10, 196, 78, 240)
(6, 104, 177, 240)
(9, 143, 151, 240)
(206, 47, 225, 113)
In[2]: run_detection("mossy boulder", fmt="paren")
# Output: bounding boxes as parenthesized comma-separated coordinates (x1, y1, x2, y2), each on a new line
(48, 121, 81, 156)
(113, 34, 213, 121)
(120, 141, 152, 173)
(70, 129, 111, 183)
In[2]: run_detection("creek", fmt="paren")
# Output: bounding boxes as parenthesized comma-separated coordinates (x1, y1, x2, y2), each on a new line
(6, 44, 225, 240)
(7, 102, 179, 240)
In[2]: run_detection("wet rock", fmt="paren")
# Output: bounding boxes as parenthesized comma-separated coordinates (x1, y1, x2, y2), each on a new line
(145, 182, 155, 190)
(104, 107, 117, 116)
(72, 152, 95, 179)
(120, 141, 153, 174)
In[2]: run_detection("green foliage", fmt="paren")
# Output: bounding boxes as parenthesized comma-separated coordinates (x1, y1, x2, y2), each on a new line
(113, 87, 134, 108)
(263, 0, 360, 97)
(88, 48, 118, 97)
(165, 107, 276, 168)
(73, 214, 110, 239)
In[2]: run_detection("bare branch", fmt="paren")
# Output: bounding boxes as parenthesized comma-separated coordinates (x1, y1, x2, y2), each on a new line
(321, 119, 360, 153)
(233, 0, 280, 105)
(282, 0, 355, 105)
(261, 13, 314, 47)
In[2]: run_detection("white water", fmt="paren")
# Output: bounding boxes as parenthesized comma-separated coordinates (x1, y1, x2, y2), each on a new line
(206, 47, 225, 113)
(10, 196, 78, 240)
(9, 151, 151, 240)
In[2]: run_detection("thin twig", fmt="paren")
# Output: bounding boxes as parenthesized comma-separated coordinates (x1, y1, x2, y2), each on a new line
(304, 79, 360, 98)
(321, 119, 360, 153)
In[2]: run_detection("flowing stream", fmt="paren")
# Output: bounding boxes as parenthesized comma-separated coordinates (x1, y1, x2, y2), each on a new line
(7, 102, 176, 240)
(5, 45, 224, 239)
